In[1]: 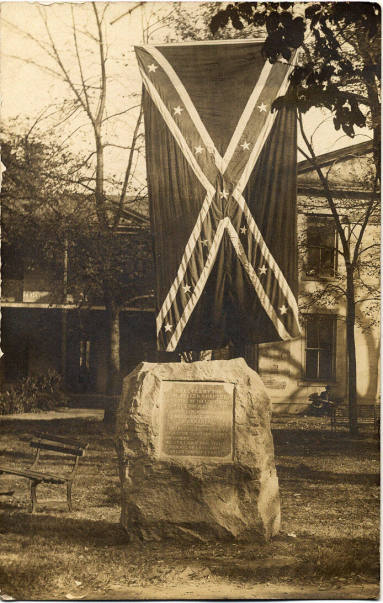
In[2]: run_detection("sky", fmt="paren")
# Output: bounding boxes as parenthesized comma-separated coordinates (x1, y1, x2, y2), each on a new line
(1, 1, 372, 190)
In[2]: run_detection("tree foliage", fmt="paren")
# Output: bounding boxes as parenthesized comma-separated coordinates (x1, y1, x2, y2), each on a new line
(1, 125, 153, 310)
(210, 2, 380, 168)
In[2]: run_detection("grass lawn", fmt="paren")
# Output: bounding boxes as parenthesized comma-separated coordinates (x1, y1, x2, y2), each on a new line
(0, 413, 379, 600)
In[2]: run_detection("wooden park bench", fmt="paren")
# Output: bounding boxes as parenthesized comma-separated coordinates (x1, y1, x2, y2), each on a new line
(0, 433, 88, 513)
(330, 404, 380, 433)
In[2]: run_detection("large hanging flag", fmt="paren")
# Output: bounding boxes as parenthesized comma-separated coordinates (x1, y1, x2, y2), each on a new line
(135, 40, 301, 352)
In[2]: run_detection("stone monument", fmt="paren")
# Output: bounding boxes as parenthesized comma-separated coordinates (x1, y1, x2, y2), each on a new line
(115, 358, 280, 542)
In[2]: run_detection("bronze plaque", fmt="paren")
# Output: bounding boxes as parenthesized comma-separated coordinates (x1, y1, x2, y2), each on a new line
(159, 381, 234, 459)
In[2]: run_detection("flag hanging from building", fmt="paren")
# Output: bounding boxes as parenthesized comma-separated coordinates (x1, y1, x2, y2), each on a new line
(135, 40, 301, 352)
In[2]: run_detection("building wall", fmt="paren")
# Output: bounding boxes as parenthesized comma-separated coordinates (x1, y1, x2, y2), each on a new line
(0, 308, 62, 386)
(258, 194, 380, 413)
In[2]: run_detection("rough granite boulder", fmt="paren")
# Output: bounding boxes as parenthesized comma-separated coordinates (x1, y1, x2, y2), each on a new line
(115, 358, 280, 542)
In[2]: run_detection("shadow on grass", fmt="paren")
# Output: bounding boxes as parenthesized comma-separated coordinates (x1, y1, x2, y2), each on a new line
(0, 418, 109, 438)
(273, 428, 380, 459)
(0, 509, 126, 547)
(195, 534, 379, 583)
(276, 463, 379, 486)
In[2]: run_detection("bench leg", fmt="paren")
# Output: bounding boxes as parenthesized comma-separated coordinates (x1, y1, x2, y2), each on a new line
(30, 480, 39, 513)
(66, 481, 73, 512)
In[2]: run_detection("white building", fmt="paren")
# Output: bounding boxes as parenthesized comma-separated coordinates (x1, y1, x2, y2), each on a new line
(258, 141, 380, 412)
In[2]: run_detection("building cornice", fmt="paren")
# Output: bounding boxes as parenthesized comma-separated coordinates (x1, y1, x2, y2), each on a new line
(297, 140, 373, 174)
(0, 302, 155, 312)
(298, 185, 377, 199)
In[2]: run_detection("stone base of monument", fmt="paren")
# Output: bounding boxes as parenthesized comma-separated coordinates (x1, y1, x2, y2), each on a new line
(115, 358, 280, 542)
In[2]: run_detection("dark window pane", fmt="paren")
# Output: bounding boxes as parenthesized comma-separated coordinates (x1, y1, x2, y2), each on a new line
(307, 222, 322, 246)
(306, 319, 318, 348)
(307, 247, 320, 275)
(320, 247, 335, 276)
(2, 244, 23, 280)
(306, 349, 318, 379)
(321, 223, 335, 248)
(319, 350, 332, 379)
(306, 216, 336, 277)
(318, 319, 333, 349)
(305, 315, 336, 380)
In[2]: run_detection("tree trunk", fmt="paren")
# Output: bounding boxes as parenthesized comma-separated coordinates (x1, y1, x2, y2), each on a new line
(346, 268, 358, 436)
(104, 303, 121, 424)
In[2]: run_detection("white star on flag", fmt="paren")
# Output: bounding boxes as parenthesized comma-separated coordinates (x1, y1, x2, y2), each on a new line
(240, 141, 251, 150)
(280, 304, 288, 315)
(183, 284, 191, 294)
(259, 266, 267, 275)
(258, 103, 267, 112)
(173, 105, 183, 115)
(220, 190, 229, 200)
(148, 63, 158, 73)
(194, 146, 203, 154)
(240, 226, 247, 234)
(164, 323, 173, 332)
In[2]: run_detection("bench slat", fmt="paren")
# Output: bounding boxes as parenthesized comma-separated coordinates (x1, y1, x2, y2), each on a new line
(34, 432, 88, 449)
(0, 466, 66, 484)
(30, 441, 86, 456)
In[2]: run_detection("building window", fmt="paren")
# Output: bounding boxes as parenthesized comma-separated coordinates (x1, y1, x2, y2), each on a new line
(305, 315, 336, 381)
(1, 243, 24, 302)
(306, 215, 337, 277)
(78, 339, 91, 391)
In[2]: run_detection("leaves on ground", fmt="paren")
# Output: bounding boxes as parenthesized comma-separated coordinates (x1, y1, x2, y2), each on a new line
(0, 415, 379, 599)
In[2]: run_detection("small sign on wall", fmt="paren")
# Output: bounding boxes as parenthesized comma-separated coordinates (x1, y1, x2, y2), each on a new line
(262, 377, 287, 390)
(23, 291, 50, 303)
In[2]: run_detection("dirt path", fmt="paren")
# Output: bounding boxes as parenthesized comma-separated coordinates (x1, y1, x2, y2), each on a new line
(91, 579, 379, 600)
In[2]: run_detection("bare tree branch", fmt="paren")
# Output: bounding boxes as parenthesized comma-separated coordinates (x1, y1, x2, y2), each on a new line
(38, 6, 94, 125)
(92, 2, 107, 128)
(71, 5, 93, 119)
(101, 104, 142, 122)
(113, 103, 143, 230)
(4, 54, 63, 80)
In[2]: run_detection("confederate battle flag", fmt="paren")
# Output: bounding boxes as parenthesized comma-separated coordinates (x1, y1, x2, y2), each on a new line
(135, 40, 301, 352)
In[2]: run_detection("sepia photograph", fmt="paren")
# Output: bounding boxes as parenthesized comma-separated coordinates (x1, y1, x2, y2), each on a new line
(0, 1, 380, 600)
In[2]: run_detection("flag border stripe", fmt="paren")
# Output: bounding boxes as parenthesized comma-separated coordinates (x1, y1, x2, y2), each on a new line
(222, 60, 273, 169)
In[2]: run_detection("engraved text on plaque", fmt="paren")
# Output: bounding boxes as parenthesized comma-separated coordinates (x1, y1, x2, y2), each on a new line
(159, 381, 234, 458)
